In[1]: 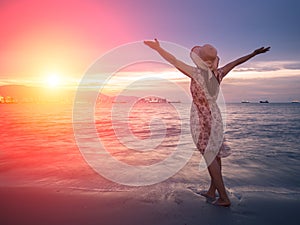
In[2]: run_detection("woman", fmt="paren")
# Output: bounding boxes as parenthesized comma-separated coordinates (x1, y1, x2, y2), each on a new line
(144, 39, 270, 207)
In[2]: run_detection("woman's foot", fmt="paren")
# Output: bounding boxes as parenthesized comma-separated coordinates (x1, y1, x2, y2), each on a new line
(199, 191, 216, 202)
(212, 198, 231, 207)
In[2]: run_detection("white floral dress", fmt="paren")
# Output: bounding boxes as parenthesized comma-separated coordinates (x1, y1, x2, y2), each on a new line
(190, 66, 231, 159)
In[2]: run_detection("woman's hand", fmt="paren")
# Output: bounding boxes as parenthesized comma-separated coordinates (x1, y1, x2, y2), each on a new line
(253, 46, 271, 55)
(144, 38, 160, 50)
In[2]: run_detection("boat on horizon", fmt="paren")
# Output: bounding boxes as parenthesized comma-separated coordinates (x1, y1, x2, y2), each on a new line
(259, 100, 269, 103)
(241, 100, 250, 103)
(291, 100, 299, 103)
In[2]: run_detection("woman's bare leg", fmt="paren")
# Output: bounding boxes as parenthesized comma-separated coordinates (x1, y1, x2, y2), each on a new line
(203, 157, 221, 199)
(207, 157, 231, 206)
(205, 157, 221, 198)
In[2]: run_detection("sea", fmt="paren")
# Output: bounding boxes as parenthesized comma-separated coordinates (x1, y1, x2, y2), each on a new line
(1, 102, 300, 198)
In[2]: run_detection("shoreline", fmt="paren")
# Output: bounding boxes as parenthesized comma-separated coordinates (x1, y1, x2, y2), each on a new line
(1, 185, 299, 225)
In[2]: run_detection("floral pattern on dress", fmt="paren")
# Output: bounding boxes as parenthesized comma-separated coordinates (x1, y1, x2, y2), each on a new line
(190, 66, 231, 158)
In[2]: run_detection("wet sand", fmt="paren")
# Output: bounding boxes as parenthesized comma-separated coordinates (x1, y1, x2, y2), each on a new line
(1, 186, 299, 225)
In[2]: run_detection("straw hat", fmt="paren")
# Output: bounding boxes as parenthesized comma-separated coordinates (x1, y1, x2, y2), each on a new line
(190, 44, 218, 69)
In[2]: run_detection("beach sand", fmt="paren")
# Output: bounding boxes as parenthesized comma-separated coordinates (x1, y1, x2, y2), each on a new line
(1, 185, 299, 225)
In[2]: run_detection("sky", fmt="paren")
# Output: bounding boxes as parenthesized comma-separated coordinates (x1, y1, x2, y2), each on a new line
(0, 0, 300, 102)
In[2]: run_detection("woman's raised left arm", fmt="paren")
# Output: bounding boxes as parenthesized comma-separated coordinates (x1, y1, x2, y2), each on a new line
(220, 46, 270, 77)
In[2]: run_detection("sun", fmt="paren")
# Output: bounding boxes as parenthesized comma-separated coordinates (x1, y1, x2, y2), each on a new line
(46, 73, 61, 88)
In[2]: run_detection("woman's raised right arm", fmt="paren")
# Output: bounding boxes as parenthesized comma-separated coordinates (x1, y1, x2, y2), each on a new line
(144, 39, 194, 78)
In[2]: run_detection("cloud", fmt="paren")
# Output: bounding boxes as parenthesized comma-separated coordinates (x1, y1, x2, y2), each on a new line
(227, 60, 300, 80)
(233, 67, 281, 72)
(232, 60, 300, 73)
(221, 75, 300, 102)
(283, 62, 300, 70)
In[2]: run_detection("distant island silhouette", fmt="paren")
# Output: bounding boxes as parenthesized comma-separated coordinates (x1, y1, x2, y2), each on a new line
(0, 85, 74, 103)
(0, 85, 181, 104)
